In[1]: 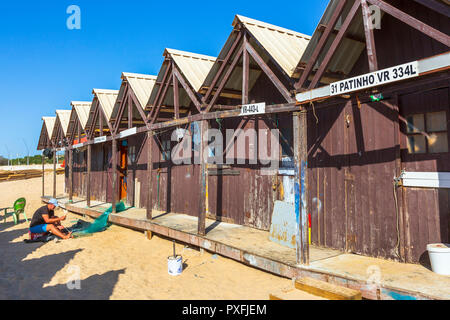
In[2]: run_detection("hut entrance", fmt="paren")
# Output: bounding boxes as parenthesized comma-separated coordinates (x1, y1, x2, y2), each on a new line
(119, 141, 128, 201)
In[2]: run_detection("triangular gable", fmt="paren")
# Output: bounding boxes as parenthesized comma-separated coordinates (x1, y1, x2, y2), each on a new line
(146, 49, 216, 123)
(67, 102, 91, 144)
(111, 73, 157, 133)
(37, 117, 56, 150)
(51, 110, 72, 147)
(295, 0, 450, 90)
(201, 14, 309, 111)
(234, 15, 310, 78)
(85, 89, 118, 139)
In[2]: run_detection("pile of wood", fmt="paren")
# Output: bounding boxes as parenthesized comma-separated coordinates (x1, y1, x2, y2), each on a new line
(0, 168, 65, 182)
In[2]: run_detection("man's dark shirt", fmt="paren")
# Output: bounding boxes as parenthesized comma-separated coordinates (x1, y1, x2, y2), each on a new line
(30, 206, 55, 228)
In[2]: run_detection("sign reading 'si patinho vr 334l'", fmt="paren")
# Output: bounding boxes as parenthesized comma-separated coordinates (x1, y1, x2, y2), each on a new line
(330, 61, 419, 96)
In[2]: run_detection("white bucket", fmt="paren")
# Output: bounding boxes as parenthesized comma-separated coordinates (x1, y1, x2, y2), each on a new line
(427, 243, 450, 276)
(168, 255, 183, 276)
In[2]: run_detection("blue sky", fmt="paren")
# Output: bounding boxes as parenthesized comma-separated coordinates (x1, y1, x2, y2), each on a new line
(0, 0, 329, 158)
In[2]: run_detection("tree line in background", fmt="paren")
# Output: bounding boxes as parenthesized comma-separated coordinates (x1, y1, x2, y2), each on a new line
(0, 155, 65, 166)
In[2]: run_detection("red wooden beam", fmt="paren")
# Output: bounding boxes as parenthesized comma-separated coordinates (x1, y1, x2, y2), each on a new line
(309, 0, 361, 89)
(361, 0, 379, 72)
(294, 0, 348, 90)
(367, 0, 450, 47)
(245, 41, 295, 103)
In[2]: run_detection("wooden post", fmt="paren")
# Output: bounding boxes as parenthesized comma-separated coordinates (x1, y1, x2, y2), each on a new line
(293, 109, 309, 265)
(198, 120, 208, 236)
(87, 143, 92, 207)
(361, 0, 379, 72)
(69, 148, 73, 202)
(242, 32, 249, 105)
(53, 148, 56, 199)
(41, 152, 45, 197)
(112, 139, 117, 213)
(147, 131, 153, 220)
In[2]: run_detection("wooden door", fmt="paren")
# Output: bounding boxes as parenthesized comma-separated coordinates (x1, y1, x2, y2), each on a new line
(119, 144, 128, 200)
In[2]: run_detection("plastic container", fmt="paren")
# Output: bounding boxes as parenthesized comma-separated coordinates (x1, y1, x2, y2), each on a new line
(168, 255, 183, 276)
(427, 243, 450, 276)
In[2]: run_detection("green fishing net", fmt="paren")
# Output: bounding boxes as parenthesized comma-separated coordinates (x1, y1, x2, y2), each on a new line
(68, 202, 127, 237)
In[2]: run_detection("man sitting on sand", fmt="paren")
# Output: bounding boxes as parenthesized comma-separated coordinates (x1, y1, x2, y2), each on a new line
(29, 199, 72, 240)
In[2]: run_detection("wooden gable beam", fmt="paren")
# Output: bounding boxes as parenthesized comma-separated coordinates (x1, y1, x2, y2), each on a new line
(151, 72, 173, 125)
(128, 86, 150, 128)
(367, 0, 450, 47)
(309, 0, 362, 89)
(173, 74, 180, 119)
(206, 44, 245, 112)
(98, 100, 114, 134)
(172, 65, 202, 112)
(361, 0, 379, 72)
(245, 41, 295, 103)
(242, 31, 250, 105)
(295, 0, 348, 90)
(114, 86, 130, 134)
(202, 31, 243, 104)
(148, 62, 172, 123)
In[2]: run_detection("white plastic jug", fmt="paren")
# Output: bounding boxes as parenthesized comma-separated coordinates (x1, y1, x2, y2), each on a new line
(427, 243, 450, 276)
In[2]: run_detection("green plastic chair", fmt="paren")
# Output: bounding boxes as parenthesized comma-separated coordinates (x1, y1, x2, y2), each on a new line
(2, 198, 28, 225)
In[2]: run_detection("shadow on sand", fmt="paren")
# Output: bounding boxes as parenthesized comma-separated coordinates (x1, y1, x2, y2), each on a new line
(0, 221, 125, 299)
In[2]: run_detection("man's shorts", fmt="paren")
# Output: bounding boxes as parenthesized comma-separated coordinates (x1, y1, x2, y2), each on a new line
(30, 224, 47, 233)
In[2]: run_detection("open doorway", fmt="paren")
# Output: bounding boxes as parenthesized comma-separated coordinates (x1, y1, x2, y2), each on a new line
(119, 140, 128, 201)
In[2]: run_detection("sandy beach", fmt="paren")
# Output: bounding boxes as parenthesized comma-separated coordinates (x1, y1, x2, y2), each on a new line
(0, 173, 304, 300)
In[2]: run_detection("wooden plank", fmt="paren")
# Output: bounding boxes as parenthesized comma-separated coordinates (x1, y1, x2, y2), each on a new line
(147, 131, 153, 220)
(87, 143, 92, 207)
(242, 32, 250, 105)
(198, 120, 208, 236)
(173, 74, 180, 119)
(112, 138, 117, 213)
(367, 0, 450, 47)
(361, 0, 379, 72)
(295, 277, 362, 300)
(69, 149, 73, 201)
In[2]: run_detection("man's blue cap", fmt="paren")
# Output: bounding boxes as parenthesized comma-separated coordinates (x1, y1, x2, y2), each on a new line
(49, 198, 59, 207)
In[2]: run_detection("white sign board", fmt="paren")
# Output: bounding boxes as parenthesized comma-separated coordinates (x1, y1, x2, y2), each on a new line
(240, 102, 266, 116)
(118, 127, 137, 139)
(94, 136, 107, 144)
(72, 143, 84, 149)
(330, 61, 419, 96)
(402, 171, 450, 189)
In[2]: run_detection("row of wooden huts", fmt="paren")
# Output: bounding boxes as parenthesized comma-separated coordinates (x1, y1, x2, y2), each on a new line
(37, 0, 450, 264)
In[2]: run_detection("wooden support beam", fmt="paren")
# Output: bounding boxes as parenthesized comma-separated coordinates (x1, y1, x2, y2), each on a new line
(293, 110, 309, 265)
(309, 0, 361, 89)
(87, 143, 91, 207)
(203, 31, 243, 104)
(173, 70, 180, 119)
(361, 0, 379, 72)
(367, 0, 450, 47)
(172, 66, 202, 112)
(295, 0, 348, 90)
(112, 138, 117, 214)
(147, 131, 153, 220)
(69, 149, 73, 202)
(198, 120, 208, 236)
(128, 87, 150, 128)
(128, 92, 133, 129)
(151, 73, 173, 125)
(245, 41, 295, 103)
(206, 44, 245, 112)
(41, 153, 44, 198)
(242, 32, 250, 105)
(53, 149, 56, 199)
(149, 63, 171, 122)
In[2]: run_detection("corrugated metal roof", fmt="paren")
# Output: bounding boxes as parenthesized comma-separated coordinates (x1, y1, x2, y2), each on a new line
(70, 101, 91, 129)
(54, 110, 72, 137)
(165, 49, 217, 92)
(234, 15, 311, 78)
(42, 117, 56, 138)
(92, 89, 119, 121)
(123, 72, 157, 109)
